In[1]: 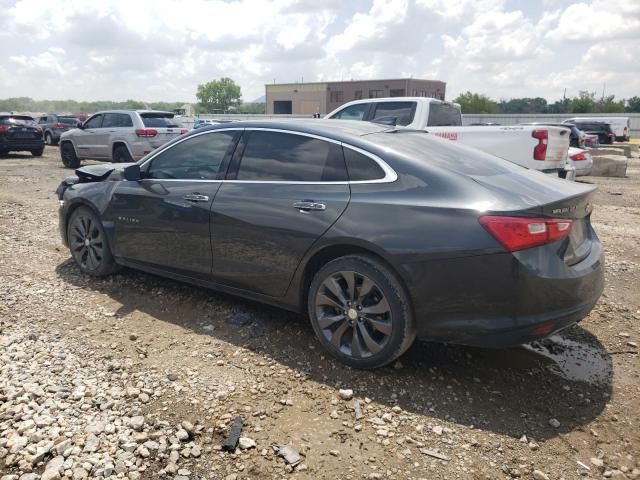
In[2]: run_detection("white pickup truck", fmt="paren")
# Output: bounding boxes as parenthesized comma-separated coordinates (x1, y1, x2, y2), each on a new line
(326, 97, 573, 179)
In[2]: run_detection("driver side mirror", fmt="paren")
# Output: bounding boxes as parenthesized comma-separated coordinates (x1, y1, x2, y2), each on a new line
(123, 164, 141, 181)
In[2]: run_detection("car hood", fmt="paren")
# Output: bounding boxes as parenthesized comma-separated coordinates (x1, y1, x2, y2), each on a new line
(75, 163, 136, 182)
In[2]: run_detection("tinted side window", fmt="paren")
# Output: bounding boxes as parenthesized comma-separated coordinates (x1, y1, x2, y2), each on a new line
(103, 113, 133, 128)
(147, 131, 236, 180)
(236, 131, 347, 182)
(427, 103, 462, 126)
(84, 115, 103, 128)
(343, 148, 385, 181)
(331, 103, 369, 121)
(371, 102, 416, 126)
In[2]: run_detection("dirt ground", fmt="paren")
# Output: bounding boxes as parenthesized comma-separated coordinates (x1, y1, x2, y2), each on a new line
(1, 146, 639, 480)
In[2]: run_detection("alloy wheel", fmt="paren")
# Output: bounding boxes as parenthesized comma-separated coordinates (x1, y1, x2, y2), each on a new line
(314, 270, 392, 359)
(69, 213, 105, 271)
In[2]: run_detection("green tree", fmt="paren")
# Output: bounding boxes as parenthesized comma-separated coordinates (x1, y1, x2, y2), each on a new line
(625, 96, 640, 113)
(453, 91, 497, 114)
(569, 91, 596, 113)
(594, 95, 624, 113)
(196, 78, 242, 113)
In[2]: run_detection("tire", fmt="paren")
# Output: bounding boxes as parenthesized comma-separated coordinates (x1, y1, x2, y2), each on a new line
(31, 147, 44, 157)
(0, 149, 8, 157)
(67, 207, 120, 277)
(308, 255, 416, 369)
(60, 142, 80, 168)
(113, 144, 133, 163)
(45, 132, 53, 145)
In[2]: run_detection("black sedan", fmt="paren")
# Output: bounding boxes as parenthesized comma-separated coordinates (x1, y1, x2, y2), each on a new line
(0, 113, 45, 156)
(55, 120, 604, 369)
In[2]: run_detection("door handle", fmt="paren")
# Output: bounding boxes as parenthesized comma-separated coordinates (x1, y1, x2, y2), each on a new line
(293, 201, 326, 211)
(183, 193, 210, 202)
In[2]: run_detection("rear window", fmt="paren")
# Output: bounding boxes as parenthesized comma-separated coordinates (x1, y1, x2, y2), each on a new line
(368, 131, 515, 177)
(371, 102, 416, 126)
(0, 116, 36, 126)
(141, 114, 179, 128)
(59, 117, 80, 125)
(427, 103, 462, 126)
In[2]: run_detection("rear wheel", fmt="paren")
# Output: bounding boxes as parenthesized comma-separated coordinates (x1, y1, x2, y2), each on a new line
(113, 144, 133, 163)
(31, 147, 44, 157)
(308, 255, 416, 369)
(61, 142, 80, 168)
(45, 132, 53, 145)
(67, 207, 120, 276)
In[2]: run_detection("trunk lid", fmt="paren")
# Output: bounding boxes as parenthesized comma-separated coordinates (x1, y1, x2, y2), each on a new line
(472, 170, 596, 265)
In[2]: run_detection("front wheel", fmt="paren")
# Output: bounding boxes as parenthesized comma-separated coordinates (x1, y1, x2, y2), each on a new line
(31, 147, 44, 157)
(308, 255, 416, 369)
(67, 207, 120, 277)
(60, 142, 80, 168)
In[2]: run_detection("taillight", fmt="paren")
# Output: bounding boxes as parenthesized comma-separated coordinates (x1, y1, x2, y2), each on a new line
(0, 125, 9, 132)
(135, 129, 158, 137)
(52, 122, 65, 129)
(532, 129, 548, 160)
(570, 152, 587, 161)
(180, 129, 188, 134)
(479, 216, 573, 251)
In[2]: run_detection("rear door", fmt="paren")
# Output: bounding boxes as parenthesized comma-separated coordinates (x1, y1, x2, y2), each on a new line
(102, 112, 134, 159)
(139, 113, 183, 148)
(109, 130, 239, 276)
(209, 129, 350, 297)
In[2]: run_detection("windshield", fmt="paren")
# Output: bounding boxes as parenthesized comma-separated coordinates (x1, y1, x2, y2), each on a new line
(141, 114, 179, 128)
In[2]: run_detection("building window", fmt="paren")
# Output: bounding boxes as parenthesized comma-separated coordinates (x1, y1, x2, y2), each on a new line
(390, 89, 405, 97)
(369, 89, 385, 98)
(354, 90, 363, 100)
(330, 91, 344, 103)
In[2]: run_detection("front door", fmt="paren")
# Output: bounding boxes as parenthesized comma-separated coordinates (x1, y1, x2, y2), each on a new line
(109, 130, 239, 276)
(74, 114, 104, 158)
(210, 129, 350, 297)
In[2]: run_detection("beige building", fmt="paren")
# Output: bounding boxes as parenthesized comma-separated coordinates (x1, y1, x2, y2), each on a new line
(265, 78, 446, 115)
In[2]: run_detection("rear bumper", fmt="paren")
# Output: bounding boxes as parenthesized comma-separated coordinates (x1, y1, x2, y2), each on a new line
(0, 138, 45, 152)
(408, 232, 604, 348)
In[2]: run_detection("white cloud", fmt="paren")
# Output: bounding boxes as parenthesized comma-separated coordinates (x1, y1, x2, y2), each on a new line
(0, 0, 638, 103)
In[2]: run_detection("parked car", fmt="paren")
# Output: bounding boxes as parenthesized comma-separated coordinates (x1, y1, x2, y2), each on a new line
(37, 114, 81, 146)
(56, 120, 604, 369)
(0, 113, 44, 156)
(520, 122, 585, 148)
(565, 120, 615, 145)
(567, 147, 593, 176)
(59, 110, 188, 168)
(564, 117, 629, 142)
(193, 118, 234, 129)
(583, 134, 600, 148)
(326, 98, 572, 179)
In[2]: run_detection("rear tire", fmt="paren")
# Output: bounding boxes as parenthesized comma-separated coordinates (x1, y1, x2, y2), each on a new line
(113, 144, 133, 163)
(45, 132, 53, 145)
(308, 255, 416, 369)
(31, 147, 44, 157)
(61, 142, 80, 168)
(67, 207, 120, 277)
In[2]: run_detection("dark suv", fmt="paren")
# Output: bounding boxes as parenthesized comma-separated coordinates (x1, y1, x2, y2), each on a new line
(0, 113, 45, 156)
(570, 121, 615, 145)
(38, 114, 81, 146)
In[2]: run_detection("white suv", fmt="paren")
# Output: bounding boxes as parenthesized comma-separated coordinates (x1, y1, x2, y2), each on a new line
(59, 110, 187, 168)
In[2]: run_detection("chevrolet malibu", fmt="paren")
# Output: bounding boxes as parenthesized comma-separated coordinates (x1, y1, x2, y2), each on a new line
(56, 120, 604, 369)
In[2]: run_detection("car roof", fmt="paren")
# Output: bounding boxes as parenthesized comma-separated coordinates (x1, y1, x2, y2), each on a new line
(91, 109, 173, 115)
(196, 119, 396, 141)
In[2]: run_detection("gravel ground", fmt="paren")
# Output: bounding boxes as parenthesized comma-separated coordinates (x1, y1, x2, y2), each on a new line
(1, 146, 639, 480)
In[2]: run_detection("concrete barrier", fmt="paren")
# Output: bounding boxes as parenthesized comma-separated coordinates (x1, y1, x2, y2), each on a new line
(589, 155, 628, 177)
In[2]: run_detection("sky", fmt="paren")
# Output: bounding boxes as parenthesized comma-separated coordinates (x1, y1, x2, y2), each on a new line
(0, 0, 638, 104)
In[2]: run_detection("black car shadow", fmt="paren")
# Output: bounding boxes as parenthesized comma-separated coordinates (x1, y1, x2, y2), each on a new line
(55, 260, 613, 441)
